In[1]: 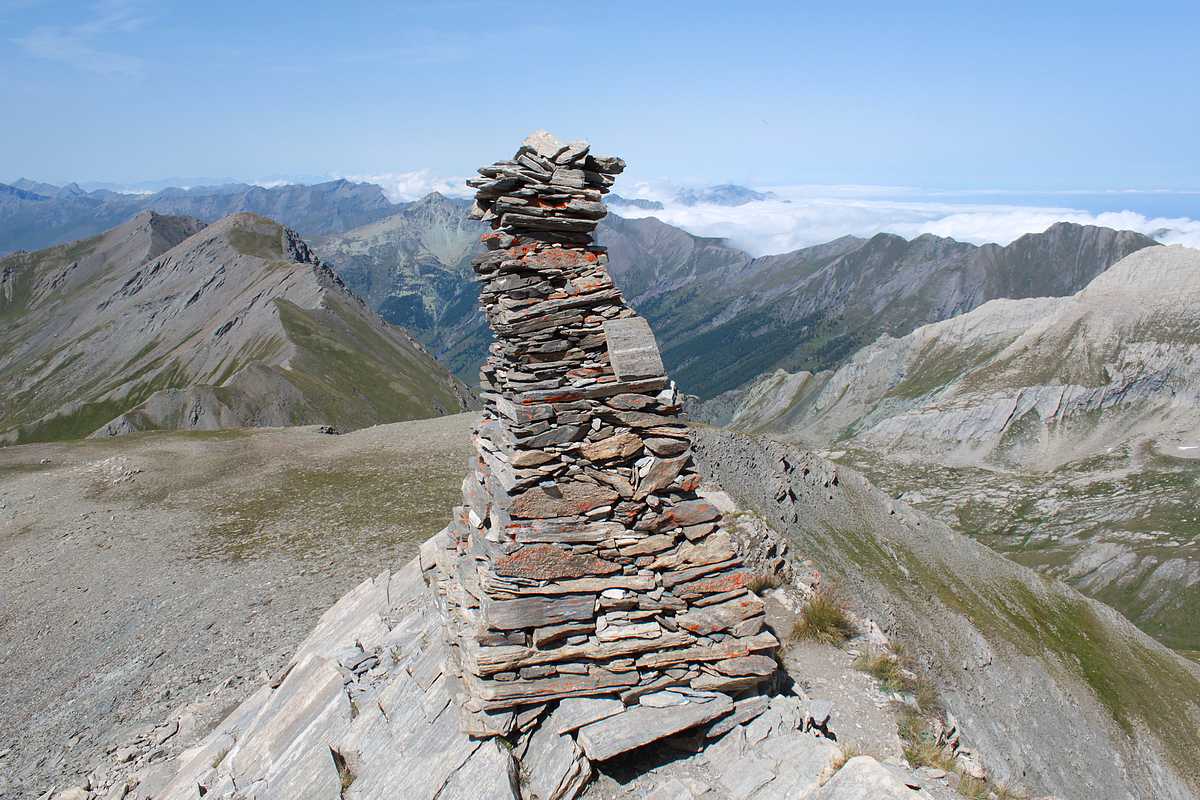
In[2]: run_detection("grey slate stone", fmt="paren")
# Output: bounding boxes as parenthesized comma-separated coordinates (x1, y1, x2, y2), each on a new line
(718, 753, 777, 799)
(807, 699, 834, 728)
(482, 593, 596, 631)
(521, 705, 591, 800)
(643, 779, 697, 800)
(810, 755, 922, 799)
(752, 733, 843, 800)
(550, 697, 626, 734)
(434, 740, 518, 800)
(575, 694, 733, 761)
(523, 130, 567, 160)
(227, 653, 352, 788)
(604, 317, 666, 381)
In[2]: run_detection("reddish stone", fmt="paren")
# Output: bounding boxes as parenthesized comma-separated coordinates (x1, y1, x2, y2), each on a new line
(505, 243, 539, 258)
(580, 432, 643, 462)
(678, 474, 701, 492)
(523, 390, 584, 405)
(522, 248, 597, 269)
(673, 571, 750, 600)
(605, 393, 656, 411)
(661, 499, 720, 528)
(510, 481, 619, 519)
(495, 543, 621, 580)
(568, 277, 610, 294)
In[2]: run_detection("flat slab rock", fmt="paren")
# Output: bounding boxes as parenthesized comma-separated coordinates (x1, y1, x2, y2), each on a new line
(604, 316, 666, 381)
(811, 756, 941, 799)
(131, 541, 898, 800)
(147, 559, 519, 800)
(576, 694, 733, 761)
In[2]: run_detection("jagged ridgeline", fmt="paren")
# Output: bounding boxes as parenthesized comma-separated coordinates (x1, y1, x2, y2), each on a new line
(426, 130, 779, 757)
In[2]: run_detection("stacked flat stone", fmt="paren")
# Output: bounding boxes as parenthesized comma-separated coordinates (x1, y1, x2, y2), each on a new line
(432, 131, 779, 747)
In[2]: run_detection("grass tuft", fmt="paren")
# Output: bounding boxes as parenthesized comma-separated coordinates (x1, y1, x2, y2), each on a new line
(854, 650, 915, 694)
(956, 775, 989, 799)
(792, 589, 858, 645)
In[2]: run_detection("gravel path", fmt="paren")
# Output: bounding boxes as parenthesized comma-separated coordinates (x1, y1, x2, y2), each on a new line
(0, 415, 476, 799)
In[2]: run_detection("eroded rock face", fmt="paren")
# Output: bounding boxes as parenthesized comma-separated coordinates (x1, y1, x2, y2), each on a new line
(430, 130, 779, 739)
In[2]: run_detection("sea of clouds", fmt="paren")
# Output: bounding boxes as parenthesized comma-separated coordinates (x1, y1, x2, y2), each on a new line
(612, 182, 1200, 256)
(346, 170, 472, 203)
(343, 171, 1200, 257)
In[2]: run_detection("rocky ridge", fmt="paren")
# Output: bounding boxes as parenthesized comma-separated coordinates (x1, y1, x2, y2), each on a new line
(97, 542, 978, 800)
(23, 413, 1200, 800)
(720, 244, 1200, 467)
(0, 211, 475, 444)
(690, 427, 1200, 799)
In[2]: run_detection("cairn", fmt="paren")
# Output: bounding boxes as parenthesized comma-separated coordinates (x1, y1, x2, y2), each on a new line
(429, 131, 779, 759)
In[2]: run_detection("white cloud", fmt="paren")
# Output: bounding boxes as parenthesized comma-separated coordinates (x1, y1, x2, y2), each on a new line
(15, 0, 146, 76)
(612, 183, 1200, 255)
(342, 169, 472, 203)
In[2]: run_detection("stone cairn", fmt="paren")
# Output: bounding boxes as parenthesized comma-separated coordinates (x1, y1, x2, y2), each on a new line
(428, 131, 779, 767)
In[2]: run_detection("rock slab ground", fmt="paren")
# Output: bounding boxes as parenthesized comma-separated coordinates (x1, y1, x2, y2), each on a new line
(115, 544, 965, 800)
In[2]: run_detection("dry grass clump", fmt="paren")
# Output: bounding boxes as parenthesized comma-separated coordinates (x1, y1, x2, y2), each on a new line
(853, 646, 942, 716)
(791, 589, 858, 645)
(896, 706, 956, 771)
(828, 740, 867, 771)
(956, 775, 989, 799)
(854, 650, 914, 694)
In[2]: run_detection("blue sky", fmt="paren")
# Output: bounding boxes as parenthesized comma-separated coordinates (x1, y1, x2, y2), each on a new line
(2, 0, 1198, 189)
(3, 1, 1199, 252)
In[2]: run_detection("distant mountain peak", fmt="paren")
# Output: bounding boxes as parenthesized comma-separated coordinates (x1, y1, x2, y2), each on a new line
(607, 194, 665, 210)
(0, 177, 401, 255)
(10, 178, 61, 196)
(674, 184, 776, 206)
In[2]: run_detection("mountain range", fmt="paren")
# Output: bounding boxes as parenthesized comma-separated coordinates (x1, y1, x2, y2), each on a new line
(713, 244, 1200, 651)
(3, 179, 1158, 399)
(4, 179, 1191, 649)
(0, 211, 473, 445)
(4, 170, 1200, 799)
(320, 194, 1154, 400)
(0, 178, 396, 256)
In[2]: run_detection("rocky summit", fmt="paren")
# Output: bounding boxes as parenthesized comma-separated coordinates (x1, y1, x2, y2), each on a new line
(25, 136, 1199, 800)
(123, 133, 805, 800)
(440, 130, 780, 749)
